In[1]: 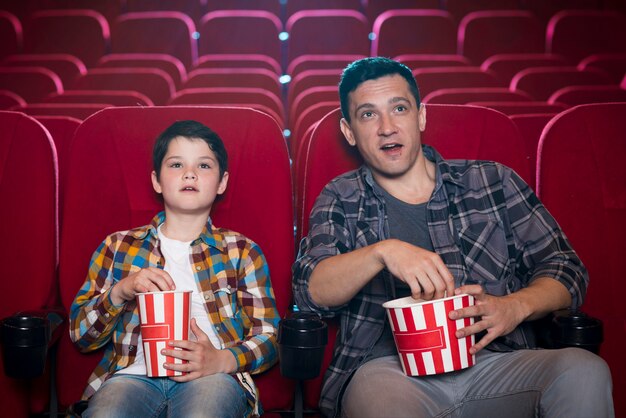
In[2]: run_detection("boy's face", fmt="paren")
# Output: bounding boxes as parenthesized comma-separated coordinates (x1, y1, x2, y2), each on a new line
(151, 136, 228, 217)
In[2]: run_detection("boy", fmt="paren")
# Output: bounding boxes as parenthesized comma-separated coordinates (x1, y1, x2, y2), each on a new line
(70, 120, 279, 418)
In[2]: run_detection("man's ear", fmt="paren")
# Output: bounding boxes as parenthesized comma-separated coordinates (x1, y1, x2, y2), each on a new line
(418, 103, 427, 132)
(151, 171, 162, 194)
(340, 118, 356, 146)
(217, 171, 229, 195)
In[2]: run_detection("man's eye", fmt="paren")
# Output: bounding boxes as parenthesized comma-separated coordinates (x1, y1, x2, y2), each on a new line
(361, 111, 373, 119)
(395, 105, 406, 112)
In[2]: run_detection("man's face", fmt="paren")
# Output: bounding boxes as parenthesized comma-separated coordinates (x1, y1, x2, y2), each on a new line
(340, 74, 426, 182)
(151, 137, 228, 216)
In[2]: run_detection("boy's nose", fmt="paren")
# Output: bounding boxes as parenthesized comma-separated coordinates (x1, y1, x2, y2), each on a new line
(184, 171, 196, 180)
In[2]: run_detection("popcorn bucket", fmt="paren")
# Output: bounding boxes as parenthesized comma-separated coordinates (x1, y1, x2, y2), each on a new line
(136, 290, 192, 377)
(382, 294, 475, 376)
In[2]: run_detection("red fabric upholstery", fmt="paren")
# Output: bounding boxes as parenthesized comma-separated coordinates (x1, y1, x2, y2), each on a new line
(111, 11, 198, 70)
(523, 0, 604, 23)
(395, 53, 471, 70)
(10, 103, 108, 120)
(287, 54, 365, 80)
(96, 53, 187, 89)
(292, 101, 339, 156)
(183, 68, 282, 100)
(371, 10, 457, 57)
(510, 66, 613, 100)
(509, 113, 557, 190)
(205, 0, 282, 16)
(286, 0, 362, 18)
(286, 10, 370, 63)
(546, 10, 626, 63)
(2, 53, 87, 86)
(423, 87, 532, 104)
(364, 0, 440, 24)
(196, 54, 282, 75)
(536, 103, 626, 418)
(56, 106, 294, 413)
(23, 10, 110, 67)
(445, 0, 519, 22)
(290, 86, 338, 129)
(548, 85, 626, 106)
(44, 90, 154, 106)
(198, 11, 283, 65)
(0, 111, 58, 417)
(467, 101, 568, 115)
(124, 0, 207, 24)
(0, 67, 63, 102)
(577, 52, 626, 84)
(287, 69, 342, 112)
(481, 53, 569, 84)
(70, 68, 175, 105)
(457, 11, 545, 65)
(0, 90, 26, 110)
(413, 67, 502, 98)
(0, 11, 22, 60)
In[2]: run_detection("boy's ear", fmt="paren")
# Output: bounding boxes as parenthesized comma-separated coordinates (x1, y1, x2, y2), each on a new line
(151, 171, 162, 194)
(217, 171, 229, 195)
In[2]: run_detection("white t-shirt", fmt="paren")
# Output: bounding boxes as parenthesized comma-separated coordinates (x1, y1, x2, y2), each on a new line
(118, 226, 222, 375)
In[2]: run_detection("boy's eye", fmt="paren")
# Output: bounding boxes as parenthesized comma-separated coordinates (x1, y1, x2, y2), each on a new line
(199, 163, 210, 169)
(169, 162, 182, 168)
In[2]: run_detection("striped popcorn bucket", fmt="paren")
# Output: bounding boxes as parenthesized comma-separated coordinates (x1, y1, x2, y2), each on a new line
(382, 294, 476, 376)
(136, 290, 192, 377)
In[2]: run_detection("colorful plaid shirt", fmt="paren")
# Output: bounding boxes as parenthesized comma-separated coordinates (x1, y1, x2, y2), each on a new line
(70, 212, 280, 416)
(292, 145, 588, 418)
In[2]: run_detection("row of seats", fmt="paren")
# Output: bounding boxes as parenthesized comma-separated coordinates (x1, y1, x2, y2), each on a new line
(2, 8, 625, 70)
(1, 103, 625, 417)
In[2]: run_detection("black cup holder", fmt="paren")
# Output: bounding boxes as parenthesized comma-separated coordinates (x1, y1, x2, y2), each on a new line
(277, 312, 328, 380)
(0, 314, 50, 379)
(549, 310, 603, 354)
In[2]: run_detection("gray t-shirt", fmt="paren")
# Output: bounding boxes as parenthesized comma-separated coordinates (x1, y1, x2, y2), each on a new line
(367, 187, 435, 360)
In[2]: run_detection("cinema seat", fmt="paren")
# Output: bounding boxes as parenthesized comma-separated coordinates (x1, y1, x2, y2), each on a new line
(445, 0, 519, 22)
(395, 54, 471, 70)
(536, 103, 626, 418)
(96, 53, 187, 89)
(289, 86, 338, 130)
(23, 9, 110, 67)
(10, 103, 108, 120)
(0, 110, 58, 418)
(205, 0, 281, 16)
(287, 54, 365, 80)
(56, 106, 294, 415)
(423, 87, 532, 104)
(481, 53, 569, 84)
(510, 67, 613, 101)
(364, 0, 440, 24)
(548, 85, 626, 106)
(2, 53, 87, 86)
(182, 68, 282, 100)
(371, 10, 457, 57)
(458, 11, 545, 65)
(287, 68, 342, 112)
(44, 90, 154, 106)
(111, 11, 198, 70)
(124, 0, 207, 24)
(285, 0, 362, 18)
(292, 101, 339, 156)
(413, 67, 502, 98)
(546, 10, 626, 63)
(468, 101, 568, 115)
(195, 54, 282, 75)
(0, 11, 23, 60)
(0, 90, 26, 110)
(577, 53, 626, 84)
(0, 67, 63, 102)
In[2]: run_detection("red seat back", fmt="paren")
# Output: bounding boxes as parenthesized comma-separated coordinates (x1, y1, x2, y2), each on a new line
(481, 53, 569, 84)
(0, 11, 23, 60)
(3, 53, 87, 86)
(413, 67, 502, 98)
(510, 66, 613, 100)
(548, 85, 626, 106)
(96, 53, 187, 89)
(183, 68, 282, 100)
(423, 87, 532, 104)
(536, 103, 626, 418)
(57, 106, 294, 412)
(0, 67, 63, 102)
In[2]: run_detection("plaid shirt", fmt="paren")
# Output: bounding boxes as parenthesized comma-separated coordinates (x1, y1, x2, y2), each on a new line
(293, 145, 588, 418)
(70, 212, 279, 416)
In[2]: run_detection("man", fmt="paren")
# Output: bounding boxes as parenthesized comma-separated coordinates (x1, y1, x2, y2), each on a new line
(292, 57, 613, 417)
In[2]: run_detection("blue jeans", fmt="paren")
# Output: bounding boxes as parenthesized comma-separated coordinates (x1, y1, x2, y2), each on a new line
(83, 373, 250, 418)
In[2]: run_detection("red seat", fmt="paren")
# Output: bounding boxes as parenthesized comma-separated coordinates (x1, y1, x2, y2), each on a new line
(11, 103, 108, 120)
(195, 54, 281, 75)
(286, 0, 362, 17)
(413, 67, 502, 98)
(510, 66, 613, 101)
(577, 53, 626, 84)
(423, 87, 533, 104)
(445, 0, 519, 22)
(548, 85, 626, 106)
(198, 11, 283, 67)
(469, 101, 568, 115)
(0, 11, 22, 60)
(168, 87, 284, 126)
(524, 0, 608, 23)
(287, 69, 342, 113)
(124, 0, 207, 24)
(182, 68, 282, 100)
(23, 9, 110, 67)
(286, 10, 369, 64)
(32, 0, 124, 25)
(70, 68, 175, 105)
(292, 101, 339, 156)
(2, 53, 87, 86)
(96, 53, 187, 89)
(44, 90, 154, 106)
(371, 10, 457, 57)
(458, 11, 545, 65)
(481, 53, 569, 84)
(289, 86, 338, 132)
(0, 90, 26, 110)
(205, 0, 281, 16)
(395, 54, 471, 70)
(287, 54, 365, 80)
(546, 11, 626, 63)
(0, 67, 63, 102)
(509, 113, 557, 190)
(0, 110, 58, 418)
(364, 0, 440, 24)
(111, 11, 198, 70)
(56, 106, 294, 414)
(536, 103, 626, 418)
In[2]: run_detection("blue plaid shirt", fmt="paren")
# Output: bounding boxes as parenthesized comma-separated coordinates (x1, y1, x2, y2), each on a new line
(293, 145, 588, 417)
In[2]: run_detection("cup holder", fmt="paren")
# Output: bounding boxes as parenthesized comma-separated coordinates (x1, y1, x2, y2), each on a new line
(1, 314, 50, 379)
(277, 312, 328, 380)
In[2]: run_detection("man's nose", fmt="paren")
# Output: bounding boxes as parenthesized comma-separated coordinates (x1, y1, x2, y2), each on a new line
(377, 114, 397, 136)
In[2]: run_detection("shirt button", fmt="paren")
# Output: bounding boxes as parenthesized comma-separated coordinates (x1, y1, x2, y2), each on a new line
(204, 293, 213, 301)
(196, 266, 201, 271)
(129, 346, 135, 351)
(104, 312, 110, 318)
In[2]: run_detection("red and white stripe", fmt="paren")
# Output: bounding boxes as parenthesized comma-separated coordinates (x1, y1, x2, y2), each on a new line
(386, 295, 475, 376)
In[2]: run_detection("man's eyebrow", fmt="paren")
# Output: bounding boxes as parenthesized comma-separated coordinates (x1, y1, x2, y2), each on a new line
(353, 102, 375, 115)
(389, 96, 412, 106)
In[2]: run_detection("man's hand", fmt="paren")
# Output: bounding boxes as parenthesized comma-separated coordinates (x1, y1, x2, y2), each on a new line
(110, 267, 176, 305)
(162, 318, 237, 381)
(381, 239, 455, 301)
(449, 285, 528, 354)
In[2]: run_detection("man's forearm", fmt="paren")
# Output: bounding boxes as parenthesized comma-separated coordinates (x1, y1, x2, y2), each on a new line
(508, 276, 572, 322)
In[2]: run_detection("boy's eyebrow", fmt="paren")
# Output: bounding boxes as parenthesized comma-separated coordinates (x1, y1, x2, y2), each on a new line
(164, 155, 216, 161)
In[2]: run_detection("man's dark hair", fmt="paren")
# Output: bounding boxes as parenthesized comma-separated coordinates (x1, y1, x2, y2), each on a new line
(153, 120, 228, 180)
(339, 57, 421, 122)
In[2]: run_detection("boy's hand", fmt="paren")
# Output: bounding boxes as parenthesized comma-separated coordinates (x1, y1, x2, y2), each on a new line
(162, 318, 238, 382)
(110, 268, 176, 305)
